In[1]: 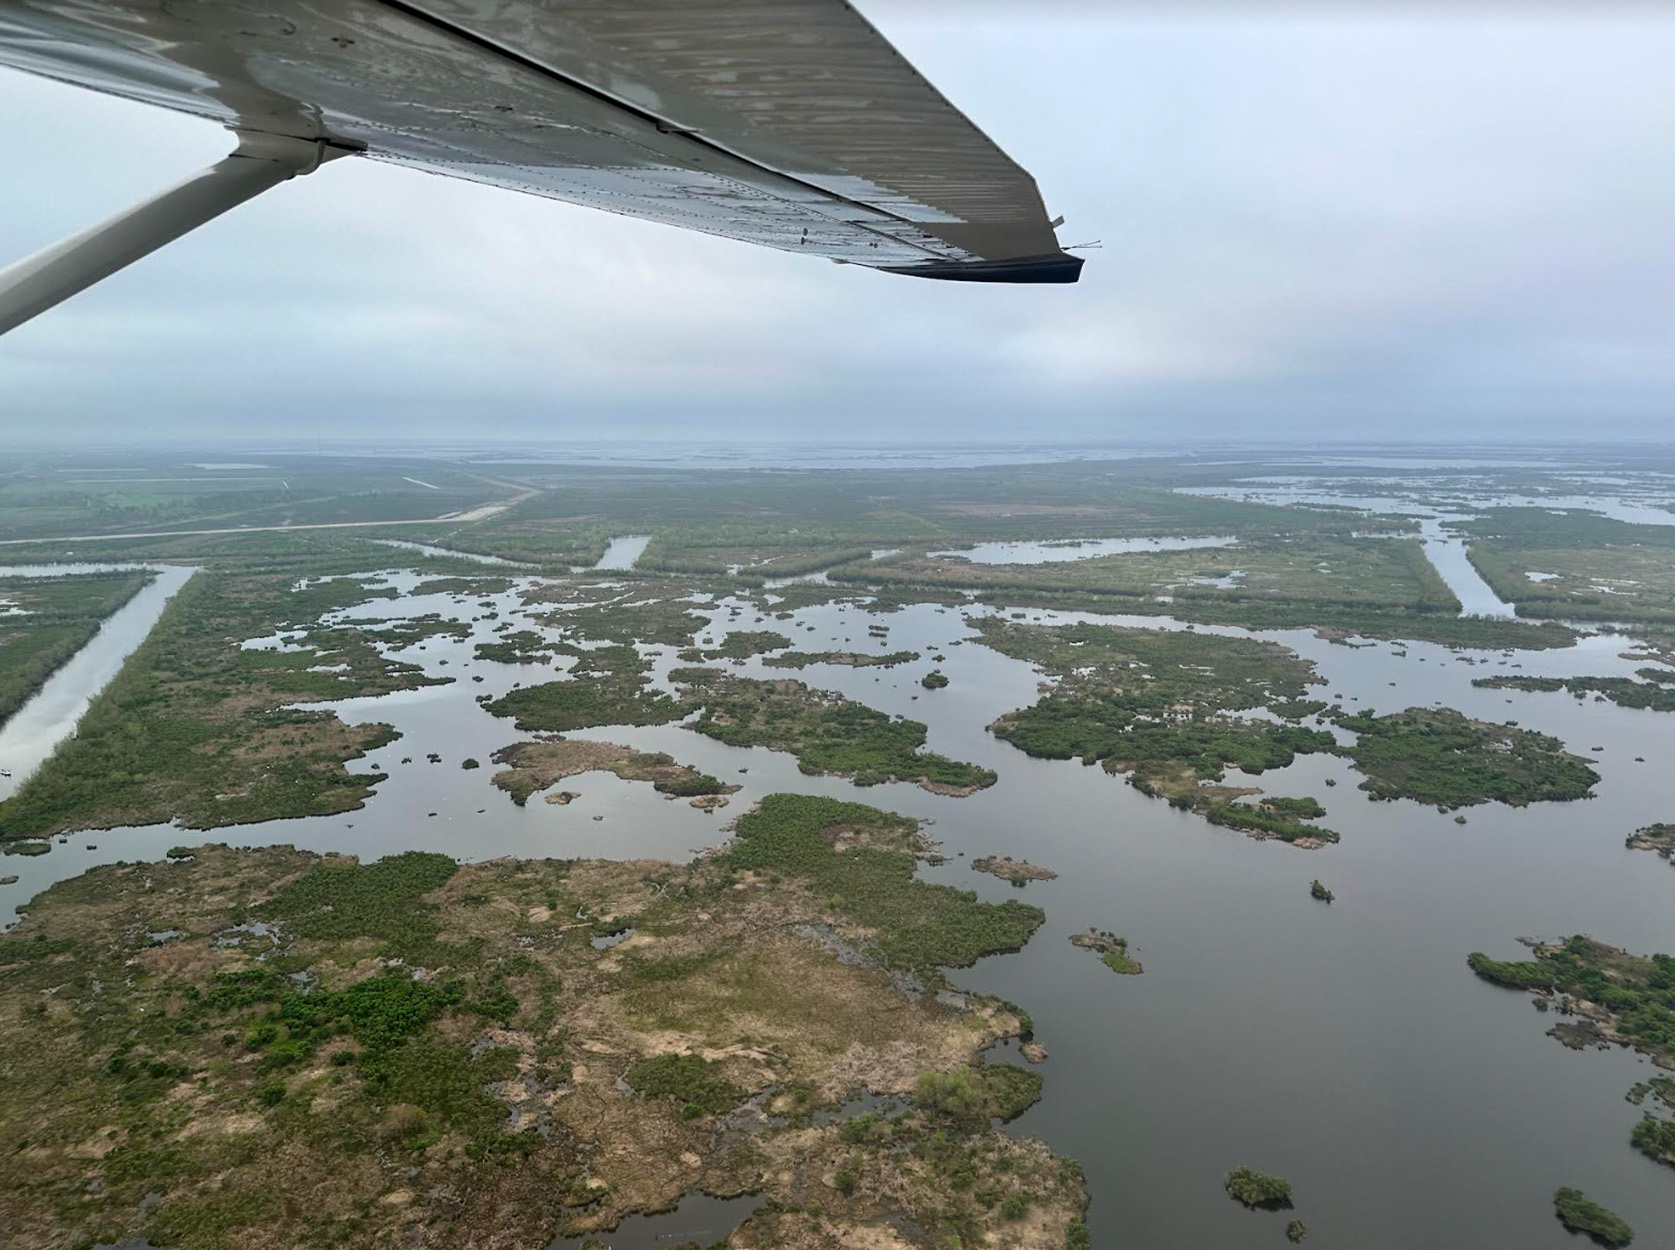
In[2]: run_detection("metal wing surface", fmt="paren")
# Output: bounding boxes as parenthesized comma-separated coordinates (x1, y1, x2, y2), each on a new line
(0, 0, 1081, 283)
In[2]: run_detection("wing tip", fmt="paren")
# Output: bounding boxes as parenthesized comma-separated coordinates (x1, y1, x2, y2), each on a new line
(879, 251, 1084, 285)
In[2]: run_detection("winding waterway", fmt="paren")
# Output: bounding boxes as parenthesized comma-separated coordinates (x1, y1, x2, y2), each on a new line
(4, 551, 1675, 1247)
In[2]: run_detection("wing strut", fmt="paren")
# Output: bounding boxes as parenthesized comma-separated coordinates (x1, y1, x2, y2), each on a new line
(0, 132, 351, 338)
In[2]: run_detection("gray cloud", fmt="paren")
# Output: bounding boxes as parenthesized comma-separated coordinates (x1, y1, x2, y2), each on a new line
(0, 4, 1671, 443)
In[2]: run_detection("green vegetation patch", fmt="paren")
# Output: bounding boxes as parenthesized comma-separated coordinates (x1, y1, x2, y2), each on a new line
(412, 576, 514, 596)
(486, 644, 686, 731)
(1224, 1165, 1294, 1209)
(474, 629, 561, 664)
(762, 649, 921, 669)
(1466, 508, 1675, 625)
(1468, 934, 1675, 1173)
(677, 669, 995, 795)
(1553, 1187, 1634, 1247)
(490, 738, 734, 806)
(699, 629, 792, 659)
(267, 850, 459, 956)
(0, 572, 439, 839)
(978, 619, 1341, 840)
(1070, 930, 1142, 975)
(914, 1064, 1043, 1123)
(1467, 936, 1675, 1064)
(1335, 707, 1598, 809)
(722, 794, 1043, 975)
(0, 821, 1084, 1250)
(624, 1054, 743, 1118)
(1474, 674, 1675, 712)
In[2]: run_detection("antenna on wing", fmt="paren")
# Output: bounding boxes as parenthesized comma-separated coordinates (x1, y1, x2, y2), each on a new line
(1064, 240, 1103, 250)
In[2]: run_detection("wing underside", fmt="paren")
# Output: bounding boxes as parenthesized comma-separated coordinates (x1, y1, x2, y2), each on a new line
(0, 0, 1080, 282)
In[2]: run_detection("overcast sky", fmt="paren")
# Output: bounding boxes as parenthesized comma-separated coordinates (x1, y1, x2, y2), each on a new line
(0, 3, 1671, 446)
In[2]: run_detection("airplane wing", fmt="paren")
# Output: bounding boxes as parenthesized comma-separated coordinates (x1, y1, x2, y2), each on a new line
(0, 0, 1081, 316)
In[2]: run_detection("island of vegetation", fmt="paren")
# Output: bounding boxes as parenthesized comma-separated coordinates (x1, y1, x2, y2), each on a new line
(1553, 1187, 1634, 1247)
(0, 794, 1086, 1250)
(683, 629, 793, 661)
(922, 669, 950, 689)
(975, 618, 1342, 844)
(1224, 1166, 1294, 1210)
(1626, 824, 1675, 865)
(1309, 880, 1334, 904)
(1330, 707, 1598, 810)
(473, 629, 561, 664)
(762, 649, 921, 669)
(1468, 935, 1675, 1170)
(1070, 929, 1141, 975)
(673, 668, 996, 795)
(972, 856, 1058, 887)
(484, 644, 686, 733)
(1473, 673, 1675, 713)
(1287, 1218, 1308, 1242)
(490, 738, 737, 807)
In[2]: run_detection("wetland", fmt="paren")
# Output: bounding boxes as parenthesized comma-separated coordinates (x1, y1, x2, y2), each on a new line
(3, 447, 1675, 1249)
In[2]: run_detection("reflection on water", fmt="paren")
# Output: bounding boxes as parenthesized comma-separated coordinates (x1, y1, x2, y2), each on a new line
(4, 560, 1675, 1248)
(930, 535, 1237, 564)
(0, 564, 197, 800)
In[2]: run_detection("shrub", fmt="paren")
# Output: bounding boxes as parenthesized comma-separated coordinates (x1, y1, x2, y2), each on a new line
(1224, 1166, 1293, 1209)
(1552, 1187, 1633, 1247)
